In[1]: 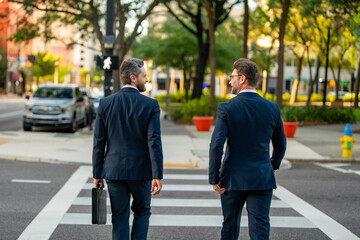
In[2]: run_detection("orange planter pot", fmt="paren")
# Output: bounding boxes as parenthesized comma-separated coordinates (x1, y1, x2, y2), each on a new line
(283, 121, 299, 138)
(193, 116, 214, 131)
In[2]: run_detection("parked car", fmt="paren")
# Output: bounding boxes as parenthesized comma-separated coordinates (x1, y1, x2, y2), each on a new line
(80, 88, 93, 125)
(23, 84, 87, 132)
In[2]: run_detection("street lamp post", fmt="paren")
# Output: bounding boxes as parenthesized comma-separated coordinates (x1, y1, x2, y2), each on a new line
(104, 0, 115, 97)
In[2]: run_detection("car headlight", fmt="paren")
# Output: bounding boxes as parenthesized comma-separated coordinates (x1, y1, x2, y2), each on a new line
(62, 106, 72, 114)
(25, 105, 32, 112)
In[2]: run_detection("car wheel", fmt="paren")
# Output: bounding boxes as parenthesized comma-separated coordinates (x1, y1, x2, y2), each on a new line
(79, 114, 87, 128)
(68, 117, 78, 133)
(23, 123, 32, 131)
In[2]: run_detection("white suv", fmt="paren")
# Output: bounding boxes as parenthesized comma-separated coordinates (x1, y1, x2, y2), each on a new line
(23, 85, 87, 132)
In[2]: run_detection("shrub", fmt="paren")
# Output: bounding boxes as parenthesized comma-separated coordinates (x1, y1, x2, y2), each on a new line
(282, 106, 355, 124)
(155, 90, 189, 103)
(282, 92, 290, 102)
(296, 95, 308, 102)
(310, 93, 322, 102)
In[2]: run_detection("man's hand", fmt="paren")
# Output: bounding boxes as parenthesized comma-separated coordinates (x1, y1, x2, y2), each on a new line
(94, 179, 104, 188)
(151, 179, 162, 196)
(212, 182, 226, 194)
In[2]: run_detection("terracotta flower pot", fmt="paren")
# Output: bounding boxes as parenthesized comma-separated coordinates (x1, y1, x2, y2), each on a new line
(283, 121, 299, 138)
(193, 116, 214, 131)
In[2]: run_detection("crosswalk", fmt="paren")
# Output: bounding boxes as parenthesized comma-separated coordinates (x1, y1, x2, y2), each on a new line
(65, 173, 316, 229)
(19, 166, 359, 240)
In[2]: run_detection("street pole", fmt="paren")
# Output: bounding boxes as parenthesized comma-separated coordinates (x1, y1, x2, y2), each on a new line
(323, 26, 331, 106)
(104, 0, 115, 97)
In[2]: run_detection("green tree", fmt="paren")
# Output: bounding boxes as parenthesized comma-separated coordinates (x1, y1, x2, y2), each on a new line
(9, 0, 163, 92)
(132, 18, 198, 101)
(165, 0, 239, 99)
(27, 52, 57, 86)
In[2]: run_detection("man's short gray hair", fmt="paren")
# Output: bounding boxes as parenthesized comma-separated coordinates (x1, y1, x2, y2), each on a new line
(120, 58, 145, 85)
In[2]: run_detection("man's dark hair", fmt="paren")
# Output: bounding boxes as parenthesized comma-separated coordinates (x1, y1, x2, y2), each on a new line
(120, 58, 144, 85)
(233, 58, 260, 87)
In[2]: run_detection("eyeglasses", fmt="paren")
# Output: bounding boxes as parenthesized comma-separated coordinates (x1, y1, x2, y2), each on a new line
(227, 74, 245, 81)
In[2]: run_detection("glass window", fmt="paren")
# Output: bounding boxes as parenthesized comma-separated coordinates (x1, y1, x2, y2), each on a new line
(33, 87, 74, 99)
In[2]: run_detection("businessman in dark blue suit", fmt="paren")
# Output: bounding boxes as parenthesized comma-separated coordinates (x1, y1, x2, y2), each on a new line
(93, 58, 163, 240)
(209, 58, 286, 240)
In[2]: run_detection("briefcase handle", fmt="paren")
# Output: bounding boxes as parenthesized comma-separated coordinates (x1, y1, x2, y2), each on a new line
(97, 183, 103, 190)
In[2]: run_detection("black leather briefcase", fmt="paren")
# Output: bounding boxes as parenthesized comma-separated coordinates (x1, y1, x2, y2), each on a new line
(92, 183, 107, 224)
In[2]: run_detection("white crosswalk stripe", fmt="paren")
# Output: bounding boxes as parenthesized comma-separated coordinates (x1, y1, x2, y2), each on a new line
(55, 169, 359, 239)
(72, 197, 290, 208)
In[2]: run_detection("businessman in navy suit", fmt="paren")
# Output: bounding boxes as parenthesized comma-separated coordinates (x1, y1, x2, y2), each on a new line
(209, 58, 286, 240)
(93, 58, 163, 240)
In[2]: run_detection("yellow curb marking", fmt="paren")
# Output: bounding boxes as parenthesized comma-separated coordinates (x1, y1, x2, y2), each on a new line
(163, 163, 196, 168)
(0, 142, 6, 145)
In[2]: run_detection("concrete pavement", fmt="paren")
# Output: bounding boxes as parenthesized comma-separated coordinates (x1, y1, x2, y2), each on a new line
(1, 110, 360, 168)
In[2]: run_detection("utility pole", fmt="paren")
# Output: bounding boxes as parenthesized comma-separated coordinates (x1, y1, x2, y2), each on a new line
(104, 0, 115, 97)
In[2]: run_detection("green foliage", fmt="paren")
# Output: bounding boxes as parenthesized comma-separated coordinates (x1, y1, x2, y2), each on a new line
(155, 90, 189, 103)
(165, 94, 229, 121)
(27, 52, 57, 78)
(282, 106, 356, 123)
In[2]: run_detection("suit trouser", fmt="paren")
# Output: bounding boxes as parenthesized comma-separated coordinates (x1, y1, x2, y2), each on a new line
(107, 180, 152, 240)
(220, 189, 273, 240)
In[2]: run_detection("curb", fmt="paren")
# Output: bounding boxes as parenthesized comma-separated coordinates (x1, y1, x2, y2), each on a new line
(190, 155, 208, 169)
(0, 154, 90, 166)
(190, 155, 294, 170)
(287, 158, 360, 163)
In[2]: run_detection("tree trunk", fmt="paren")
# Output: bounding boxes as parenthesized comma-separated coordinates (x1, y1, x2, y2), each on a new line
(204, 0, 216, 115)
(192, 36, 210, 99)
(306, 47, 313, 106)
(314, 57, 321, 94)
(184, 70, 190, 102)
(354, 62, 360, 108)
(336, 62, 342, 100)
(243, 0, 249, 58)
(289, 55, 303, 105)
(165, 64, 171, 110)
(276, 0, 291, 109)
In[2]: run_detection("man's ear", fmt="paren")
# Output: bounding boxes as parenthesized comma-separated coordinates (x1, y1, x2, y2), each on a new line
(240, 75, 246, 84)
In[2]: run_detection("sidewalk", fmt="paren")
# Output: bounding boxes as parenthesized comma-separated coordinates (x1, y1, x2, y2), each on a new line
(0, 114, 359, 168)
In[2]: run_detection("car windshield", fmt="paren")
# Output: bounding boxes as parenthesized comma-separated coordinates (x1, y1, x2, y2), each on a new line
(80, 90, 87, 96)
(33, 87, 74, 99)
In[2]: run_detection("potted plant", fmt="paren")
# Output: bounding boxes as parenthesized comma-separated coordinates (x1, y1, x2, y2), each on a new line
(185, 95, 214, 131)
(282, 107, 300, 138)
(193, 116, 214, 131)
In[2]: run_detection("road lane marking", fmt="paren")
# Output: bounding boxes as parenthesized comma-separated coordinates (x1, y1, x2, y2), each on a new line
(0, 110, 23, 119)
(18, 166, 92, 240)
(60, 213, 316, 228)
(11, 179, 51, 184)
(274, 186, 359, 240)
(72, 197, 290, 208)
(315, 163, 360, 176)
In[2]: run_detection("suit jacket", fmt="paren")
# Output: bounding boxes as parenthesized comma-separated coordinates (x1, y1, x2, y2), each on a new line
(92, 87, 163, 181)
(209, 92, 286, 191)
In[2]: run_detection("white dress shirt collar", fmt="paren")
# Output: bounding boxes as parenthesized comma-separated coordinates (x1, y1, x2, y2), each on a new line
(238, 89, 257, 94)
(122, 85, 139, 91)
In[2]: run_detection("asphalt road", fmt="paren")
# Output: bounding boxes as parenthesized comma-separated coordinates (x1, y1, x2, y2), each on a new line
(0, 99, 25, 131)
(1, 160, 359, 240)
